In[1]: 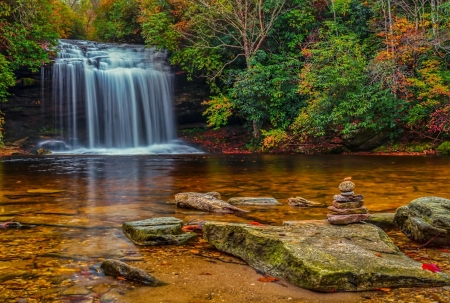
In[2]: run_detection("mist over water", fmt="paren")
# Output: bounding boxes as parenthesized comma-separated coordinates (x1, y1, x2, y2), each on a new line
(47, 40, 199, 154)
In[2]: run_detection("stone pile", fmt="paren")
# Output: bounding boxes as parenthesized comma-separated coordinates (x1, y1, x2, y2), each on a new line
(327, 178, 370, 225)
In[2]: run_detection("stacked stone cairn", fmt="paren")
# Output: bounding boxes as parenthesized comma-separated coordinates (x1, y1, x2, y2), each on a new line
(327, 178, 370, 225)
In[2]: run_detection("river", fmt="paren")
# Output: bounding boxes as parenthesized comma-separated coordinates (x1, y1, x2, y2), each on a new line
(0, 154, 449, 302)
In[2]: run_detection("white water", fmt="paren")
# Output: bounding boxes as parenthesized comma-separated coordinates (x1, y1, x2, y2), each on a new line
(48, 40, 200, 154)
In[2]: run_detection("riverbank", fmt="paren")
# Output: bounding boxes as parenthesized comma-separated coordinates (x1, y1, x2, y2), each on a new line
(179, 125, 443, 156)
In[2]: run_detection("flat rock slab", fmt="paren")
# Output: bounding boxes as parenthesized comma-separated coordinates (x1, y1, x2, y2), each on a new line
(122, 217, 197, 246)
(394, 196, 450, 246)
(203, 220, 449, 292)
(227, 197, 282, 206)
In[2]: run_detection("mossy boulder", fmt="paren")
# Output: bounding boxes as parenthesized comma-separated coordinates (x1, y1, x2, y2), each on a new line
(203, 220, 449, 292)
(394, 196, 450, 246)
(122, 217, 197, 246)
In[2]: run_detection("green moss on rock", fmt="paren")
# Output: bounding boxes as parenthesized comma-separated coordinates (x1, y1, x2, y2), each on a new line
(203, 221, 449, 292)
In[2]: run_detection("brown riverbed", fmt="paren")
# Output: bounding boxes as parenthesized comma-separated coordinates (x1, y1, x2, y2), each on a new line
(0, 154, 449, 302)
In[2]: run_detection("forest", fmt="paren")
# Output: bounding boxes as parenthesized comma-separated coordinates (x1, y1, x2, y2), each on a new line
(1, 0, 450, 152)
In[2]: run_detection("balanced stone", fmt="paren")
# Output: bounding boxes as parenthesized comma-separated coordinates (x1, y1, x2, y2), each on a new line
(332, 200, 363, 209)
(327, 206, 368, 215)
(327, 213, 371, 225)
(334, 194, 364, 202)
(338, 181, 355, 192)
(340, 191, 355, 196)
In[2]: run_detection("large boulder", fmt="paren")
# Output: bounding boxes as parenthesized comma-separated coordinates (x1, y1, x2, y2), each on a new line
(202, 220, 449, 292)
(122, 217, 197, 246)
(394, 196, 450, 246)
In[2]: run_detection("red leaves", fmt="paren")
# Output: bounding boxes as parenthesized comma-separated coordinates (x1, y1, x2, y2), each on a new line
(258, 276, 279, 283)
(182, 225, 202, 232)
(440, 248, 450, 253)
(422, 263, 442, 273)
(249, 221, 265, 226)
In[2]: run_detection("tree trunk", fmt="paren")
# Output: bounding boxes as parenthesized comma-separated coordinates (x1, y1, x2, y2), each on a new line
(253, 120, 260, 139)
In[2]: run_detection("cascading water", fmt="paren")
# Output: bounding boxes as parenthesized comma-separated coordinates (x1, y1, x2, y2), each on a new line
(45, 39, 200, 154)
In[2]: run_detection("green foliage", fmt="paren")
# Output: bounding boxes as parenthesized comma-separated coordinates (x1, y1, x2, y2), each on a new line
(225, 52, 304, 130)
(0, 0, 61, 143)
(202, 95, 234, 129)
(294, 34, 403, 138)
(0, 54, 15, 102)
(93, 0, 142, 43)
(437, 141, 450, 155)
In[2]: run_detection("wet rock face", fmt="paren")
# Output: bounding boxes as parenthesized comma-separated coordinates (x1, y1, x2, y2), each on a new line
(203, 221, 450, 292)
(100, 259, 163, 286)
(122, 217, 197, 246)
(394, 196, 450, 246)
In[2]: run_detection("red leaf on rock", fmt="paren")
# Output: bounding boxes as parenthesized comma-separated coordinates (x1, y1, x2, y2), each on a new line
(182, 225, 202, 232)
(422, 263, 442, 273)
(249, 221, 265, 226)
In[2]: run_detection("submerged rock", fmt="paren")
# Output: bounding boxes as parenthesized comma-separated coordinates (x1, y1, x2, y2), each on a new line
(203, 220, 449, 292)
(394, 196, 450, 246)
(100, 259, 164, 286)
(122, 217, 197, 246)
(228, 197, 282, 206)
(287, 197, 325, 207)
(175, 192, 248, 213)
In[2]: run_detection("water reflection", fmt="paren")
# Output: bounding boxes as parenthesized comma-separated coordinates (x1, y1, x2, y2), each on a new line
(0, 154, 449, 301)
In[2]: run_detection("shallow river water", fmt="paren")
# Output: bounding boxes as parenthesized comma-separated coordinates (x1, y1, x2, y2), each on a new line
(1, 154, 449, 302)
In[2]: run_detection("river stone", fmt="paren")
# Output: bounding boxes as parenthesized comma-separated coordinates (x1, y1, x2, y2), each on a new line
(175, 192, 248, 213)
(100, 259, 164, 286)
(203, 221, 450, 292)
(341, 191, 355, 196)
(327, 213, 371, 225)
(122, 217, 197, 246)
(228, 197, 282, 206)
(328, 206, 368, 215)
(62, 285, 90, 295)
(332, 200, 363, 209)
(339, 181, 355, 192)
(205, 192, 221, 199)
(334, 194, 364, 202)
(394, 196, 450, 246)
(287, 197, 325, 207)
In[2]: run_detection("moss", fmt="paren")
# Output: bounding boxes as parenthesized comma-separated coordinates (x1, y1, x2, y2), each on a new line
(21, 78, 35, 86)
(437, 141, 450, 155)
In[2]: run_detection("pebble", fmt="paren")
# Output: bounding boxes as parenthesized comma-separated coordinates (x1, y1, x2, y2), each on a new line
(332, 200, 363, 209)
(327, 213, 371, 224)
(340, 191, 355, 196)
(327, 206, 368, 215)
(62, 285, 90, 295)
(338, 181, 355, 192)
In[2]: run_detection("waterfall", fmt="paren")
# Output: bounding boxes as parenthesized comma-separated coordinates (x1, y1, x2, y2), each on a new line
(46, 40, 196, 154)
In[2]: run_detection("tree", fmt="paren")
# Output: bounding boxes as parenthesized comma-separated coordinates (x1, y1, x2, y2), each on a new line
(294, 34, 403, 139)
(0, 0, 63, 144)
(93, 0, 143, 43)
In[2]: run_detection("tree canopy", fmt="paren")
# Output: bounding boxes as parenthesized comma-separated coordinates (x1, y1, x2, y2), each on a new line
(1, 0, 450, 150)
